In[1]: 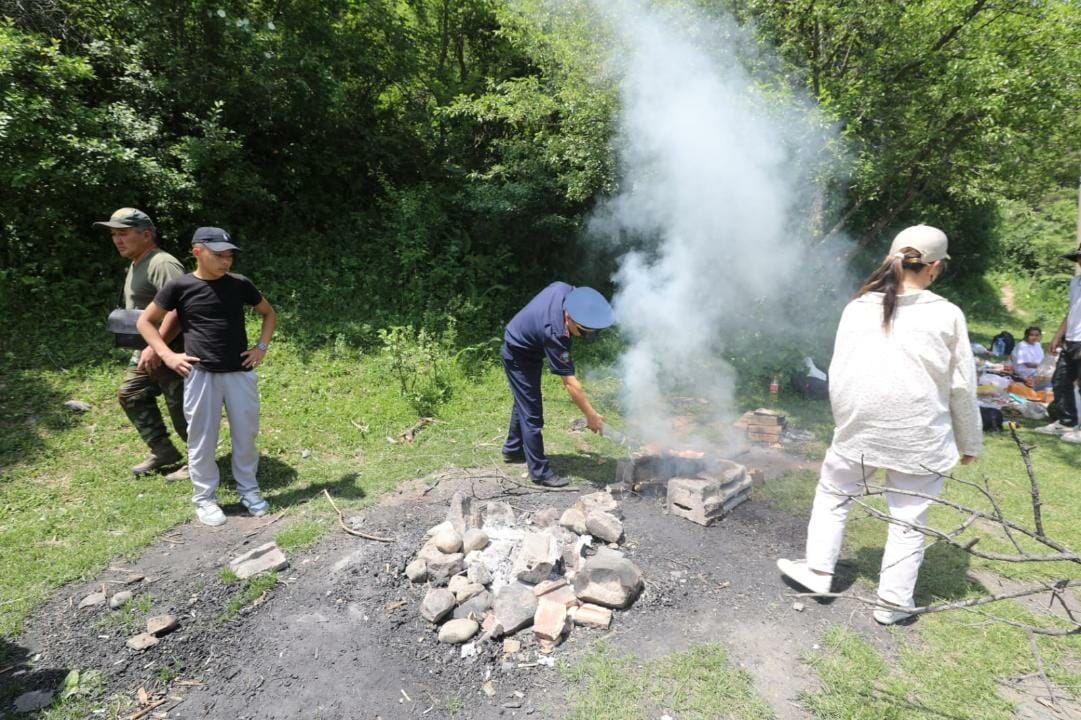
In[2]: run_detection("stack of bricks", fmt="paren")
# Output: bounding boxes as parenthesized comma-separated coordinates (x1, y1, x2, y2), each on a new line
(735, 408, 786, 446)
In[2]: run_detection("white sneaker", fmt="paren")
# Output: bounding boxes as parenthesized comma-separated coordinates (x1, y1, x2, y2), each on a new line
(1062, 430, 1081, 444)
(873, 599, 913, 625)
(776, 558, 831, 594)
(196, 503, 226, 527)
(1036, 421, 1073, 436)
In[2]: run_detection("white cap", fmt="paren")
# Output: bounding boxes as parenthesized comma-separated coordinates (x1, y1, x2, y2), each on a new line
(889, 225, 950, 263)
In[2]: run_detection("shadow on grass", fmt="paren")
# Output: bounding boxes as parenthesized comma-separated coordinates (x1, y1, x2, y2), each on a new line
(0, 369, 86, 477)
(549, 452, 620, 488)
(852, 543, 984, 607)
(0, 636, 70, 713)
(215, 455, 367, 514)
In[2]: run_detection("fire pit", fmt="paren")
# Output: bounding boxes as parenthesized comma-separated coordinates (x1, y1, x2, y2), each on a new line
(614, 451, 751, 526)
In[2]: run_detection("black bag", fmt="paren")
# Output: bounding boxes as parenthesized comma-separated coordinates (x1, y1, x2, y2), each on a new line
(980, 406, 1004, 432)
(990, 331, 1015, 357)
(106, 308, 146, 349)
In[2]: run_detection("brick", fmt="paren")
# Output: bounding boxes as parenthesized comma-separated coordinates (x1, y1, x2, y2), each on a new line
(538, 583, 580, 609)
(533, 578, 568, 596)
(570, 603, 612, 629)
(532, 599, 569, 642)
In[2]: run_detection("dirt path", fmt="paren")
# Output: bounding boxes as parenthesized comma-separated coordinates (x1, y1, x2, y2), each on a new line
(5, 452, 906, 719)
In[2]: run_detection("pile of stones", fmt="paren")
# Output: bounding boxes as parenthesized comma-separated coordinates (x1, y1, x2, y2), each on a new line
(405, 490, 644, 650)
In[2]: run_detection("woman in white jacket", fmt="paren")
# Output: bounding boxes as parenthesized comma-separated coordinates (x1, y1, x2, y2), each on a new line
(777, 225, 982, 624)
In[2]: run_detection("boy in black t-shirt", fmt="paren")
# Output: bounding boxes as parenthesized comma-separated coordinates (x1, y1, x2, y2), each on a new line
(137, 227, 277, 527)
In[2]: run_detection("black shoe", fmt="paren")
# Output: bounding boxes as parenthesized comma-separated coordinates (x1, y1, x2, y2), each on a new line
(502, 451, 526, 464)
(532, 474, 569, 488)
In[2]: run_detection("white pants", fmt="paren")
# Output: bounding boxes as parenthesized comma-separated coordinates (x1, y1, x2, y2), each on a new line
(183, 368, 261, 506)
(805, 447, 944, 609)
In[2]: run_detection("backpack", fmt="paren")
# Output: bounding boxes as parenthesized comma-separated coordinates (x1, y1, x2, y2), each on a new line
(990, 331, 1015, 357)
(979, 406, 1004, 432)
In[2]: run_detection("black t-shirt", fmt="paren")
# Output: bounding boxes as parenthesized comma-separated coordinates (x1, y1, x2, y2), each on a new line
(154, 273, 263, 372)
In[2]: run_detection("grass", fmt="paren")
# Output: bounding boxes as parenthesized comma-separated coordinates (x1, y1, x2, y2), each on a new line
(97, 593, 153, 632)
(4, 271, 1081, 717)
(221, 572, 280, 620)
(559, 641, 773, 720)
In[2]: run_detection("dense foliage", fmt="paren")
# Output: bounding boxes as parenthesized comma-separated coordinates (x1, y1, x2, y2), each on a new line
(1, 0, 1078, 350)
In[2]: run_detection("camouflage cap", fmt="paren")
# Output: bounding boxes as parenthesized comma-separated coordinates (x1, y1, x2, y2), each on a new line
(93, 207, 155, 230)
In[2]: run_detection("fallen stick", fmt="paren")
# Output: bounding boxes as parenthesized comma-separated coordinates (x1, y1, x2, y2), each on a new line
(243, 511, 286, 537)
(323, 489, 393, 543)
(123, 698, 166, 720)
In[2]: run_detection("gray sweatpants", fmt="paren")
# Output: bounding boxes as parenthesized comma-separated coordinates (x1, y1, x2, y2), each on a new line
(183, 367, 261, 507)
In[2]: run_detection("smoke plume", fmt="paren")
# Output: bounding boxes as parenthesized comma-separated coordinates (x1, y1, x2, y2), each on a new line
(584, 0, 852, 450)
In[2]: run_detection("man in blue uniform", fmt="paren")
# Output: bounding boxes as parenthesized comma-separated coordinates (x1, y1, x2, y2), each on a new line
(502, 283, 615, 487)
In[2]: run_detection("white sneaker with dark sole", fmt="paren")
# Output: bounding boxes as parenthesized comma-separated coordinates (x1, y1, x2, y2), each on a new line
(1036, 421, 1073, 436)
(196, 503, 226, 527)
(776, 558, 832, 594)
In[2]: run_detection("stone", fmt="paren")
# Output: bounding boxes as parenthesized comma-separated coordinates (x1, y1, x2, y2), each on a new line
(229, 542, 289, 580)
(532, 507, 560, 528)
(570, 603, 612, 629)
(575, 491, 621, 518)
(484, 500, 516, 528)
(532, 599, 569, 642)
(425, 520, 455, 538)
(78, 591, 106, 609)
(573, 554, 643, 609)
(447, 491, 483, 534)
(666, 467, 752, 526)
(433, 527, 464, 554)
(538, 584, 580, 609)
(63, 400, 91, 412)
(147, 614, 177, 636)
(792, 602, 805, 612)
(453, 590, 493, 620)
(460, 642, 478, 658)
(461, 528, 489, 553)
(416, 544, 464, 586)
(493, 583, 538, 636)
(512, 532, 562, 584)
(14, 690, 54, 713)
(562, 533, 591, 574)
(503, 638, 522, 655)
(585, 510, 624, 543)
(405, 558, 427, 583)
(480, 612, 501, 638)
(559, 507, 588, 534)
(109, 591, 133, 609)
(126, 632, 159, 651)
(420, 588, 456, 624)
(438, 618, 479, 644)
(125, 573, 145, 584)
(532, 578, 568, 596)
(466, 562, 492, 586)
(447, 574, 472, 596)
(455, 582, 486, 604)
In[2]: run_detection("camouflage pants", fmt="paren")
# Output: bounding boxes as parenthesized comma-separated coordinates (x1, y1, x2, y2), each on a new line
(118, 359, 188, 450)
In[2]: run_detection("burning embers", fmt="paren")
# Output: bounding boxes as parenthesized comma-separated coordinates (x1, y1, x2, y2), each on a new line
(615, 452, 751, 526)
(405, 491, 644, 650)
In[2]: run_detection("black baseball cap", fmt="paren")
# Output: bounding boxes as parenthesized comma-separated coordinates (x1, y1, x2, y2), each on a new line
(192, 227, 240, 252)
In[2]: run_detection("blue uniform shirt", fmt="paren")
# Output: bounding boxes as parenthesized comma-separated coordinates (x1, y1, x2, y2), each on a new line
(504, 282, 576, 376)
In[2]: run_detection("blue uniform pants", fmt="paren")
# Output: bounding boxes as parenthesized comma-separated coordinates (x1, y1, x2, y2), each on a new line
(501, 347, 552, 480)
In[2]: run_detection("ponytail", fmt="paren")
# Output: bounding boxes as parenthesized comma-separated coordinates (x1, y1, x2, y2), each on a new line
(854, 247, 926, 330)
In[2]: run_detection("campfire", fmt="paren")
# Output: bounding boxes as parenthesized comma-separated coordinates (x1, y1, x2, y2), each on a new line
(614, 449, 751, 526)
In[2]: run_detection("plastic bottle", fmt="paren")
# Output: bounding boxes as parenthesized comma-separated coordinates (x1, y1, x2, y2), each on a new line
(769, 374, 780, 400)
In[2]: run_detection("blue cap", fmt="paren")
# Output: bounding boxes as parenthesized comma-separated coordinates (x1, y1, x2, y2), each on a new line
(564, 287, 614, 330)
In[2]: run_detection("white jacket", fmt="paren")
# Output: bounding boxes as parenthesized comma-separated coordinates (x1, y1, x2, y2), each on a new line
(829, 290, 982, 475)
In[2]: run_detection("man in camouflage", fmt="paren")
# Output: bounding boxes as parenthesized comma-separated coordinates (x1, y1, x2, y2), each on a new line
(95, 208, 189, 478)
